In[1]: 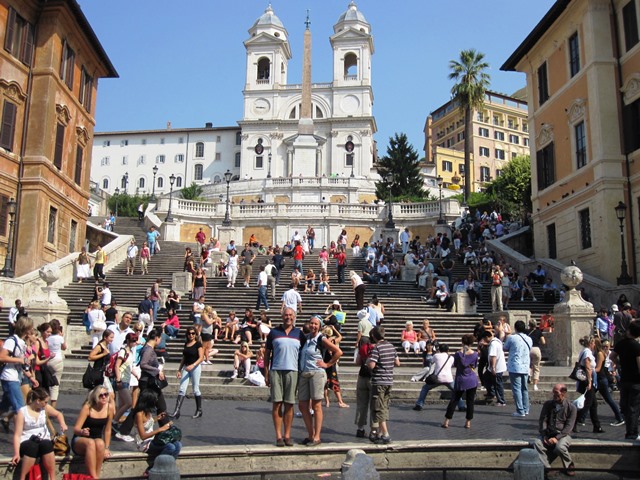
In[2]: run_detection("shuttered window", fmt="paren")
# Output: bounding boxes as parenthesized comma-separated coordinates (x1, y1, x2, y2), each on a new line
(4, 7, 34, 66)
(53, 124, 65, 170)
(74, 146, 83, 185)
(0, 101, 17, 152)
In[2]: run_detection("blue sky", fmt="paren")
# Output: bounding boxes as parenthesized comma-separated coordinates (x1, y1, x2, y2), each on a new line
(79, 0, 555, 155)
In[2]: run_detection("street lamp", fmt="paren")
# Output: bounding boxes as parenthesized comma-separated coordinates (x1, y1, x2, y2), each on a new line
(151, 165, 158, 201)
(165, 174, 176, 223)
(0, 197, 17, 278)
(114, 187, 120, 219)
(437, 175, 445, 224)
(222, 170, 233, 226)
(385, 172, 395, 229)
(615, 201, 632, 285)
(267, 152, 272, 179)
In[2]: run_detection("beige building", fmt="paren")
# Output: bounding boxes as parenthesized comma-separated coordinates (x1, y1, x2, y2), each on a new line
(0, 0, 117, 277)
(424, 91, 530, 192)
(502, 0, 640, 285)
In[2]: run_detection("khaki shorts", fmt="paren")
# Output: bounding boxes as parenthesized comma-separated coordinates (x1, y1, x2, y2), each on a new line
(270, 370, 298, 404)
(241, 264, 253, 278)
(298, 370, 327, 402)
(371, 384, 392, 423)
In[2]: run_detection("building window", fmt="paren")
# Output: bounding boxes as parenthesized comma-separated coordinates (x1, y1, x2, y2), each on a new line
(579, 208, 592, 249)
(122, 156, 128, 165)
(178, 137, 184, 144)
(121, 177, 128, 189)
(216, 136, 221, 142)
(69, 220, 77, 253)
(623, 0, 639, 52)
(175, 154, 184, 163)
(79, 67, 93, 112)
(623, 97, 640, 154)
(524, 138, 529, 147)
(47, 206, 57, 244)
(157, 177, 164, 189)
(53, 124, 65, 170)
(536, 142, 555, 190)
(496, 169, 503, 177)
(160, 138, 165, 145)
(4, 7, 34, 66)
(0, 195, 9, 236)
(195, 142, 204, 157)
(138, 177, 145, 189)
(495, 149, 505, 160)
(156, 155, 165, 164)
(480, 166, 491, 182)
(215, 152, 221, 161)
(103, 140, 110, 147)
(120, 140, 128, 147)
(194, 164, 203, 180)
(509, 134, 520, 144)
(257, 57, 271, 80)
(138, 155, 146, 166)
(175, 176, 183, 188)
(442, 160, 453, 172)
(235, 152, 241, 168)
(479, 127, 489, 137)
(256, 156, 264, 169)
(102, 178, 109, 190)
(74, 146, 83, 185)
(479, 147, 490, 157)
(494, 131, 505, 141)
(575, 121, 587, 168)
(547, 223, 557, 259)
(568, 32, 581, 77)
(141, 139, 147, 145)
(101, 157, 110, 166)
(459, 165, 465, 175)
(346, 153, 354, 167)
(59, 40, 75, 89)
(537, 62, 550, 105)
(0, 100, 17, 152)
(236, 132, 242, 145)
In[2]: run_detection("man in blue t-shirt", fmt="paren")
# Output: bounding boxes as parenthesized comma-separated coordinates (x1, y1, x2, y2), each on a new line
(265, 308, 305, 447)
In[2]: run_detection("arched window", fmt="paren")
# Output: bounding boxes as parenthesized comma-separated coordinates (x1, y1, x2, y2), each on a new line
(195, 142, 204, 158)
(315, 106, 324, 119)
(138, 177, 145, 189)
(213, 175, 221, 184)
(194, 164, 203, 180)
(344, 53, 358, 79)
(235, 152, 241, 168)
(102, 178, 109, 190)
(235, 131, 242, 145)
(175, 176, 183, 188)
(157, 177, 164, 189)
(257, 57, 270, 80)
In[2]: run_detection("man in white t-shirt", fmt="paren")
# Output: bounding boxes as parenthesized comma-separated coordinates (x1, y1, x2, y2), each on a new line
(400, 228, 410, 254)
(126, 239, 138, 276)
(255, 265, 270, 311)
(100, 283, 112, 308)
(107, 311, 134, 355)
(0, 319, 37, 418)
(264, 261, 277, 300)
(7, 299, 21, 335)
(483, 329, 507, 406)
(281, 284, 302, 314)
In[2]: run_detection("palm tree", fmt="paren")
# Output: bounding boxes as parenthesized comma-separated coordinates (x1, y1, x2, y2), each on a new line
(449, 49, 490, 203)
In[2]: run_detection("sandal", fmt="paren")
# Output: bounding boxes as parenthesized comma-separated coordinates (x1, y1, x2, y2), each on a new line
(284, 438, 294, 447)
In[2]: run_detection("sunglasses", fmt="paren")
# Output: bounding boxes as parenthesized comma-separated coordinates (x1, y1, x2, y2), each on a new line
(187, 332, 196, 335)
(99, 392, 109, 399)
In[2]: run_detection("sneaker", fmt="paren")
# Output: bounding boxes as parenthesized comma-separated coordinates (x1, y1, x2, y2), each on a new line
(356, 429, 366, 438)
(512, 412, 526, 417)
(374, 435, 391, 444)
(534, 385, 539, 391)
(611, 420, 625, 427)
(265, 308, 270, 312)
(496, 402, 506, 407)
(115, 432, 135, 442)
(230, 370, 238, 379)
(412, 405, 423, 411)
(369, 431, 379, 443)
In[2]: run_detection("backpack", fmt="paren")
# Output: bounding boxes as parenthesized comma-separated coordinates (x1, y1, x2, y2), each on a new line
(0, 336, 20, 376)
(104, 348, 129, 378)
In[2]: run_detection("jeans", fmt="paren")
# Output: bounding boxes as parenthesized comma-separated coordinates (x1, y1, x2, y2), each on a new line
(487, 372, 506, 404)
(597, 375, 623, 422)
(164, 325, 179, 337)
(416, 381, 464, 409)
(620, 381, 640, 437)
(337, 265, 345, 283)
(294, 259, 304, 276)
(509, 372, 529, 415)
(308, 238, 314, 251)
(151, 300, 160, 322)
(147, 440, 181, 467)
(178, 365, 201, 396)
(0, 380, 24, 414)
(149, 241, 156, 256)
(256, 286, 269, 310)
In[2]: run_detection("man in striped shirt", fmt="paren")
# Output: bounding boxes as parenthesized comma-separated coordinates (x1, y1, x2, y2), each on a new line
(367, 327, 400, 444)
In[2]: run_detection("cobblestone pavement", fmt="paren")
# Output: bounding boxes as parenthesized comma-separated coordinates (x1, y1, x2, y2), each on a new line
(0, 392, 631, 457)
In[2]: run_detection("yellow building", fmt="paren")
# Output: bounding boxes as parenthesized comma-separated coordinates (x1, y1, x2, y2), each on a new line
(502, 0, 640, 285)
(424, 91, 530, 192)
(0, 0, 117, 277)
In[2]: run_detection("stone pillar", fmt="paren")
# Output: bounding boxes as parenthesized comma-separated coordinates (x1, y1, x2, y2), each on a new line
(342, 450, 379, 480)
(550, 266, 595, 366)
(452, 292, 477, 314)
(381, 227, 398, 245)
(162, 219, 181, 242)
(513, 448, 544, 480)
(485, 310, 531, 328)
(217, 226, 238, 246)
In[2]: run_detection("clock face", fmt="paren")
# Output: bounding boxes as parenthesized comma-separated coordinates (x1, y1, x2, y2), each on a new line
(252, 98, 271, 115)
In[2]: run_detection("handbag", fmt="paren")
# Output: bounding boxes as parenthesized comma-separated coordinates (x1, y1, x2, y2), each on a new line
(153, 425, 182, 446)
(53, 432, 70, 456)
(425, 355, 451, 385)
(82, 363, 104, 389)
(569, 362, 587, 382)
(154, 375, 169, 390)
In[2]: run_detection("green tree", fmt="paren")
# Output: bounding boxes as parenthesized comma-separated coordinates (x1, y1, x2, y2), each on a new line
(449, 49, 490, 203)
(180, 182, 204, 200)
(107, 193, 151, 217)
(485, 155, 532, 220)
(375, 133, 427, 201)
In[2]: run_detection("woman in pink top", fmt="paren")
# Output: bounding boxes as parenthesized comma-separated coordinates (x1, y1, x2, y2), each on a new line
(401, 321, 420, 354)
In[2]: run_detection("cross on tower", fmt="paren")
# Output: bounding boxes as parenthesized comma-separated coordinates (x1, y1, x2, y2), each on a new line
(305, 9, 311, 30)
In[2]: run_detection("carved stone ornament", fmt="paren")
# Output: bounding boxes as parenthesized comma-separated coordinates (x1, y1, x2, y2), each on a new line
(329, 131, 339, 137)
(56, 104, 71, 126)
(554, 265, 594, 314)
(621, 73, 640, 105)
(39, 263, 61, 286)
(0, 79, 27, 104)
(566, 98, 586, 124)
(76, 126, 90, 147)
(269, 132, 283, 139)
(536, 123, 554, 147)
(359, 129, 371, 137)
(241, 134, 249, 140)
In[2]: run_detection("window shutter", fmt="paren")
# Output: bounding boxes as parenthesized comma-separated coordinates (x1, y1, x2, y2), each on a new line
(0, 195, 8, 237)
(22, 21, 34, 66)
(60, 39, 67, 77)
(74, 146, 83, 185)
(4, 8, 16, 53)
(0, 101, 17, 152)
(54, 124, 65, 169)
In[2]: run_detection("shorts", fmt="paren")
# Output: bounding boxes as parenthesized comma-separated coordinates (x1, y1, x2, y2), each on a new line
(269, 370, 298, 404)
(298, 370, 327, 402)
(201, 333, 213, 342)
(371, 384, 392, 423)
(20, 437, 53, 458)
(241, 264, 252, 278)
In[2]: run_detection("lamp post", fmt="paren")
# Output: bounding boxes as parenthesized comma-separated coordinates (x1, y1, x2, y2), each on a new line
(0, 197, 17, 278)
(222, 169, 233, 226)
(615, 201, 633, 285)
(165, 174, 176, 223)
(267, 152, 272, 179)
(385, 172, 395, 229)
(151, 165, 158, 201)
(437, 175, 445, 224)
(114, 187, 120, 219)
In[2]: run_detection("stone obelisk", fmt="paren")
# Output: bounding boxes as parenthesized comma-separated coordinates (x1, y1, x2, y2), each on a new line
(292, 10, 318, 176)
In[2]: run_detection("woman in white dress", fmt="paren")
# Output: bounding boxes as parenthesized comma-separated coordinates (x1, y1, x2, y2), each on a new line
(87, 301, 107, 347)
(46, 319, 67, 408)
(226, 249, 239, 288)
(76, 247, 91, 283)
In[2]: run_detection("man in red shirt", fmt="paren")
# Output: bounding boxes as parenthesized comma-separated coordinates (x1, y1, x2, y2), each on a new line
(195, 227, 206, 254)
(335, 247, 347, 283)
(293, 241, 305, 276)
